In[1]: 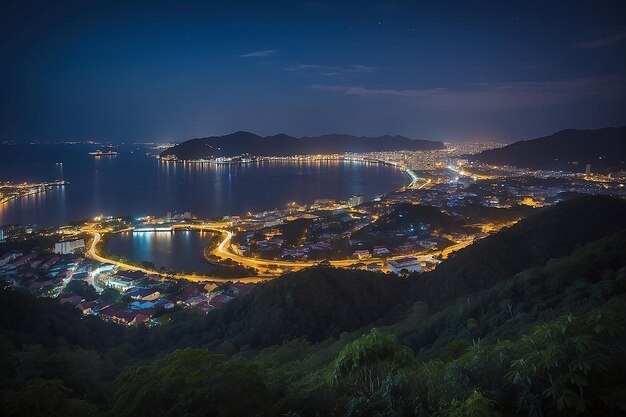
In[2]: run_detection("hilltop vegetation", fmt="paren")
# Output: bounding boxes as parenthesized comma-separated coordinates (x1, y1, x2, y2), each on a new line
(1, 196, 626, 416)
(353, 203, 468, 238)
(159, 268, 414, 352)
(411, 196, 626, 308)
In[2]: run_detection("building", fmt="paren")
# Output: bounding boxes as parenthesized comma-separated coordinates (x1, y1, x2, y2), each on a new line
(311, 199, 335, 209)
(354, 249, 371, 260)
(134, 224, 173, 232)
(0, 228, 4, 242)
(411, 153, 420, 169)
(348, 194, 364, 207)
(372, 247, 391, 257)
(128, 288, 161, 301)
(106, 271, 146, 291)
(388, 257, 422, 274)
(585, 164, 591, 175)
(54, 239, 85, 255)
(264, 220, 283, 228)
(0, 251, 22, 266)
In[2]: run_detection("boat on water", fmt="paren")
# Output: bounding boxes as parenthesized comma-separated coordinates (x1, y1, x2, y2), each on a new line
(88, 150, 119, 156)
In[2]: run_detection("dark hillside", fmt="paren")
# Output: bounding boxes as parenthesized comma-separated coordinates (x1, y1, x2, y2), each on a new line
(398, 229, 626, 358)
(353, 203, 466, 238)
(411, 196, 626, 308)
(472, 127, 626, 173)
(160, 131, 445, 160)
(161, 268, 414, 351)
(0, 289, 125, 351)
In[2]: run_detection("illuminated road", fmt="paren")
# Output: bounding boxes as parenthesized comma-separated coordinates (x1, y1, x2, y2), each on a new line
(83, 218, 503, 282)
(176, 223, 476, 275)
(83, 227, 267, 283)
(417, 178, 432, 189)
(404, 168, 419, 187)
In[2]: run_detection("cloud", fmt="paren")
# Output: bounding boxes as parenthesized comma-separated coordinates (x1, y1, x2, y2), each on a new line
(576, 29, 626, 49)
(238, 49, 277, 58)
(285, 63, 375, 75)
(345, 64, 376, 73)
(310, 76, 626, 110)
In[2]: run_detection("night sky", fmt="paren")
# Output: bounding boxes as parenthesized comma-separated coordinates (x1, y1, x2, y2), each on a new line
(1, 0, 625, 142)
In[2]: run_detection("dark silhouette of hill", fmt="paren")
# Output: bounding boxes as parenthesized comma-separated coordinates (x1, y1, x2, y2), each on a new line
(2, 197, 623, 357)
(352, 203, 467, 239)
(452, 203, 535, 223)
(162, 268, 415, 352)
(0, 289, 125, 350)
(150, 197, 626, 353)
(399, 228, 626, 358)
(1, 197, 626, 416)
(471, 127, 626, 173)
(159, 131, 445, 160)
(411, 195, 626, 308)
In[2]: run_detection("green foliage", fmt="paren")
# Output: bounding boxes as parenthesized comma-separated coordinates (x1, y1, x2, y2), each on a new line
(333, 329, 414, 397)
(507, 310, 622, 416)
(62, 280, 98, 301)
(140, 261, 155, 270)
(1, 197, 625, 416)
(99, 287, 121, 304)
(0, 378, 101, 417)
(159, 267, 414, 352)
(331, 329, 416, 416)
(113, 348, 270, 417)
(447, 390, 502, 417)
(399, 228, 626, 362)
(344, 371, 414, 417)
(412, 196, 626, 308)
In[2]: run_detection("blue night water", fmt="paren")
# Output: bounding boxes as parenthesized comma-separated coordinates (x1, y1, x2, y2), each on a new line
(105, 230, 216, 273)
(0, 143, 406, 228)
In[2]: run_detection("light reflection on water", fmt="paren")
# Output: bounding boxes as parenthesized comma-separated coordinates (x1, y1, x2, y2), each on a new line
(0, 144, 406, 227)
(105, 230, 216, 273)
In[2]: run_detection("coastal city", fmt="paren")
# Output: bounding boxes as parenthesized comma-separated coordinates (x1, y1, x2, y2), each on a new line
(2, 0, 626, 414)
(0, 179, 67, 206)
(2, 143, 624, 328)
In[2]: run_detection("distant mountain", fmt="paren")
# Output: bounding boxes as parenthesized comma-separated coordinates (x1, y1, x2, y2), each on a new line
(471, 127, 626, 173)
(159, 131, 445, 160)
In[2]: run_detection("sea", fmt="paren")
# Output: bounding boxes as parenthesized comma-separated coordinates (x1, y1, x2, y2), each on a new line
(0, 143, 407, 228)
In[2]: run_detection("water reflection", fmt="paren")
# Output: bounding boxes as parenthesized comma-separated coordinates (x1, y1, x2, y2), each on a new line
(0, 144, 405, 227)
(106, 230, 215, 273)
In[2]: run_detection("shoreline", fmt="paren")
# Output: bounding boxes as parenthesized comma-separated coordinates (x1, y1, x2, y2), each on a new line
(85, 162, 425, 281)
(0, 180, 67, 206)
(158, 153, 419, 188)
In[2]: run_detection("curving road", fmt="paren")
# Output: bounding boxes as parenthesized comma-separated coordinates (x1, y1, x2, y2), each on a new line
(83, 227, 267, 283)
(84, 220, 486, 283)
(177, 223, 475, 274)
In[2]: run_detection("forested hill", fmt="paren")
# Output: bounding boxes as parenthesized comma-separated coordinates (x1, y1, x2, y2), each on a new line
(0, 289, 125, 350)
(152, 196, 626, 353)
(471, 126, 626, 173)
(159, 131, 445, 160)
(154, 268, 415, 352)
(411, 195, 626, 308)
(1, 196, 626, 416)
(2, 197, 623, 357)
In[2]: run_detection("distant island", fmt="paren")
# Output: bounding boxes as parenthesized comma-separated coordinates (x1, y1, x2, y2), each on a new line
(159, 131, 446, 160)
(471, 126, 626, 173)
